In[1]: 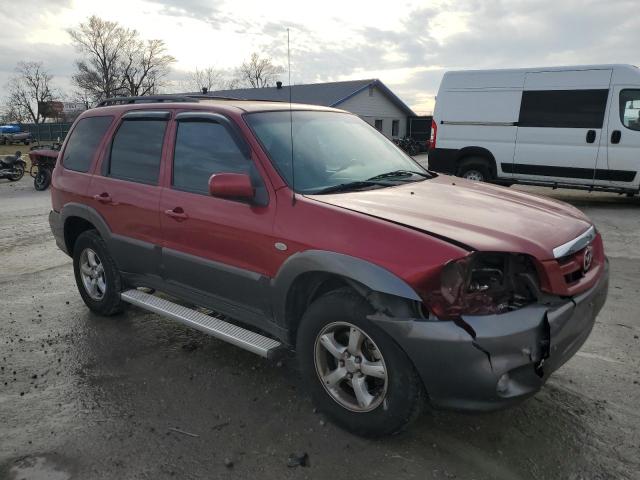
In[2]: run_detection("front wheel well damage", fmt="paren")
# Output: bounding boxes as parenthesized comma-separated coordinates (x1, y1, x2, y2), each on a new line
(285, 272, 421, 346)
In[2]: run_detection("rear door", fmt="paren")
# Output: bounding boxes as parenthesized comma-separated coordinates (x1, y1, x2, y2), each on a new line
(159, 112, 276, 316)
(604, 87, 640, 189)
(511, 69, 611, 185)
(88, 110, 169, 276)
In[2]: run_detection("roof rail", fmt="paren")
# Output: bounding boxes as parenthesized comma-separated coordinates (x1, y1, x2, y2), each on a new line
(185, 94, 241, 101)
(96, 95, 197, 107)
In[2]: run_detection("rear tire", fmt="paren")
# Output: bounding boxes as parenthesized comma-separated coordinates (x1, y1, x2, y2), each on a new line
(7, 163, 24, 181)
(297, 289, 425, 437)
(34, 168, 51, 190)
(73, 230, 124, 316)
(458, 157, 492, 182)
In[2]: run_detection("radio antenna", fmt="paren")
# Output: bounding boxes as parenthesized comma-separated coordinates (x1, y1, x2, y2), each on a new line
(288, 28, 296, 205)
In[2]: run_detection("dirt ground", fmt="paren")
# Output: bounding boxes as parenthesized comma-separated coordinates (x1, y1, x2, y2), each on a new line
(0, 160, 639, 480)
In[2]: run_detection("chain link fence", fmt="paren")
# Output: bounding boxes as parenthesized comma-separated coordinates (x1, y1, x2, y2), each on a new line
(21, 123, 72, 142)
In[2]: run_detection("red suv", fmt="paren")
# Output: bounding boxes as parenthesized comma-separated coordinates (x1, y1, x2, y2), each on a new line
(49, 95, 609, 436)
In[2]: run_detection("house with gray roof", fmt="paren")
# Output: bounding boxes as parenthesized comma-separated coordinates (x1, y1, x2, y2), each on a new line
(199, 79, 416, 139)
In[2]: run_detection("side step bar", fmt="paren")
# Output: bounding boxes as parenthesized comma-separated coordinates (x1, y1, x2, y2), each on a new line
(120, 289, 282, 358)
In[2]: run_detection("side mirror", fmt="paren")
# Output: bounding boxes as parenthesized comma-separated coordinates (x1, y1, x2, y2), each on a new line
(208, 173, 255, 200)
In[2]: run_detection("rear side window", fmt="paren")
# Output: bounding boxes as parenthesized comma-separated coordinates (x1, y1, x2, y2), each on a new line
(62, 116, 113, 172)
(518, 89, 609, 128)
(108, 119, 167, 184)
(619, 89, 640, 131)
(172, 121, 249, 194)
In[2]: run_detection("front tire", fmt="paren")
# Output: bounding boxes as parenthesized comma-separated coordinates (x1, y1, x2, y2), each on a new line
(73, 230, 124, 316)
(297, 289, 425, 437)
(458, 157, 492, 182)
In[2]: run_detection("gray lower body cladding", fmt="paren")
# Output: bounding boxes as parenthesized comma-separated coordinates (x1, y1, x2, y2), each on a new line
(370, 260, 609, 412)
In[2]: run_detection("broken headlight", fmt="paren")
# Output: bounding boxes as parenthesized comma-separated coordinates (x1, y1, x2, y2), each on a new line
(424, 253, 539, 320)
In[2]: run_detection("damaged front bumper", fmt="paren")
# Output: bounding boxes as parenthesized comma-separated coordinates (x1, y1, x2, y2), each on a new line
(371, 259, 609, 412)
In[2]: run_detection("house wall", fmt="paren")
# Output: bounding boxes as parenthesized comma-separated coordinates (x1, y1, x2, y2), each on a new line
(335, 86, 407, 139)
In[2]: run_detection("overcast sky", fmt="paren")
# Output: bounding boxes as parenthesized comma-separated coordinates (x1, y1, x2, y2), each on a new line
(1, 0, 638, 114)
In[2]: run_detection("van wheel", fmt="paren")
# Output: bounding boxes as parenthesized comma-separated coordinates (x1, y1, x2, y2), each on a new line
(73, 230, 124, 316)
(297, 289, 425, 437)
(458, 158, 492, 182)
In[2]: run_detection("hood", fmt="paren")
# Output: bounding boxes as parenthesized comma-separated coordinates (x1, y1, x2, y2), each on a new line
(306, 175, 592, 260)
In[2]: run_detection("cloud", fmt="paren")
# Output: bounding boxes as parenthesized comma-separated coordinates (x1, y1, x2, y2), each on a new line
(2, 0, 639, 113)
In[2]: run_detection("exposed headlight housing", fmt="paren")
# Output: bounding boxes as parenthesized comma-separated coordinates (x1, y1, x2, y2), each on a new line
(424, 252, 539, 320)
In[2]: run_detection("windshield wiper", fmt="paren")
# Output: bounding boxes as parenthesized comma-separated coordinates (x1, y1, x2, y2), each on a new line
(367, 169, 430, 181)
(314, 180, 391, 194)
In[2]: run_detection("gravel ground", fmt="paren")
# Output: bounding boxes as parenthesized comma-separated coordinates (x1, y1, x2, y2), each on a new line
(1, 164, 639, 480)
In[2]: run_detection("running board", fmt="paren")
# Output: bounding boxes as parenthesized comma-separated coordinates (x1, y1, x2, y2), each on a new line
(120, 289, 282, 358)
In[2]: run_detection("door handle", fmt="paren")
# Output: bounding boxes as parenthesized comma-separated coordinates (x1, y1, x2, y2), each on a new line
(93, 192, 113, 204)
(586, 130, 596, 143)
(611, 130, 622, 144)
(164, 207, 189, 221)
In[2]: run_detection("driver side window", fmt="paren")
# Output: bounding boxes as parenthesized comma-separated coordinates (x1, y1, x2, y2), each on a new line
(620, 89, 640, 131)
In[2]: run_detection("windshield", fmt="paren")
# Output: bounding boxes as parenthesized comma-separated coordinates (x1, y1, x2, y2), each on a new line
(245, 110, 429, 194)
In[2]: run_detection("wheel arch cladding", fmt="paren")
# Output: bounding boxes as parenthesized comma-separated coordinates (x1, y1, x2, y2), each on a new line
(61, 203, 112, 254)
(271, 250, 421, 340)
(456, 146, 497, 174)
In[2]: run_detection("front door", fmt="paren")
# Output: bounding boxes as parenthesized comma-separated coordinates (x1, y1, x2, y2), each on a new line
(511, 69, 611, 185)
(159, 113, 276, 316)
(604, 86, 640, 190)
(89, 111, 170, 276)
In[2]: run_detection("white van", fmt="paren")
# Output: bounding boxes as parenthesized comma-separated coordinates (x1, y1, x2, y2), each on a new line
(429, 64, 640, 194)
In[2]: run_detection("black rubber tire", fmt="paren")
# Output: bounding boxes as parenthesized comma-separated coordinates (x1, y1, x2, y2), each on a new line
(297, 289, 425, 437)
(33, 168, 51, 190)
(73, 230, 124, 316)
(457, 157, 492, 182)
(7, 164, 24, 181)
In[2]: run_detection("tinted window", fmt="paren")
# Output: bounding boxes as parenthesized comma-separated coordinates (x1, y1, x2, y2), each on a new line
(62, 116, 113, 172)
(620, 89, 640, 131)
(108, 119, 167, 184)
(172, 121, 249, 194)
(519, 89, 609, 128)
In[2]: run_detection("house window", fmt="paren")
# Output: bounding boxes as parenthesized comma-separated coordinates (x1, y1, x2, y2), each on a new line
(391, 120, 399, 137)
(374, 119, 383, 131)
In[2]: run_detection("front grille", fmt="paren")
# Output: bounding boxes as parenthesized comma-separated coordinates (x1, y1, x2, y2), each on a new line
(557, 246, 590, 286)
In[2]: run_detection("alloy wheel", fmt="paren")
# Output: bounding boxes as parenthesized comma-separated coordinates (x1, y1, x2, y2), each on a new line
(314, 321, 388, 412)
(79, 248, 107, 301)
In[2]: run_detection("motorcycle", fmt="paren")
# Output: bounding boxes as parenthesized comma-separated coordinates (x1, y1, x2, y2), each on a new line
(393, 137, 421, 156)
(29, 146, 59, 191)
(0, 151, 27, 182)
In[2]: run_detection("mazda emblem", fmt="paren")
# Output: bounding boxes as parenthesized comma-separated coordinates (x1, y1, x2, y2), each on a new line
(583, 245, 593, 273)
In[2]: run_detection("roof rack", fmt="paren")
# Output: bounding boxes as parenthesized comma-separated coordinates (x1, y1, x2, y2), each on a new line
(96, 94, 241, 107)
(96, 95, 195, 107)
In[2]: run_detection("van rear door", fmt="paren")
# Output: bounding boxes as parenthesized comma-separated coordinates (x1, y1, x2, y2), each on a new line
(510, 69, 611, 185)
(604, 87, 640, 190)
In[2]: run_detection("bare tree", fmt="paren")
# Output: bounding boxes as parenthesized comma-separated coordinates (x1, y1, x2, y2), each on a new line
(121, 39, 175, 96)
(68, 16, 176, 101)
(238, 53, 284, 88)
(5, 61, 54, 124)
(186, 66, 224, 93)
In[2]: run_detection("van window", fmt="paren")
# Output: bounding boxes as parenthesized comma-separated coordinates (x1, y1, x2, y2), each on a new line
(620, 89, 640, 131)
(172, 121, 249, 194)
(518, 89, 609, 128)
(108, 119, 167, 185)
(62, 116, 113, 172)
